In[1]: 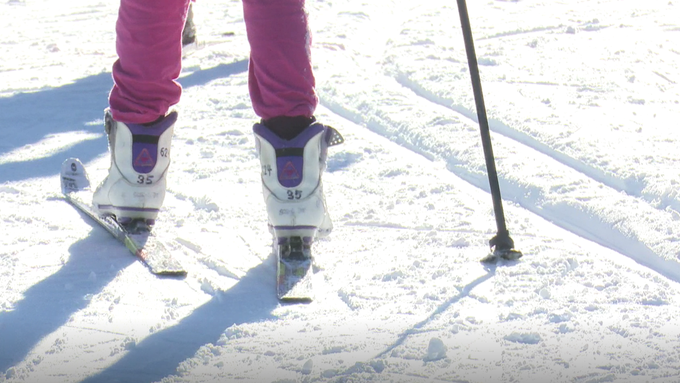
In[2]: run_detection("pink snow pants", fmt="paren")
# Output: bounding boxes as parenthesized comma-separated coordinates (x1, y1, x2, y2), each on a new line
(109, 0, 318, 124)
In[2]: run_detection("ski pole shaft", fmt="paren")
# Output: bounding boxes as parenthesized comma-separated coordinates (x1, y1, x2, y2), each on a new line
(456, 0, 511, 245)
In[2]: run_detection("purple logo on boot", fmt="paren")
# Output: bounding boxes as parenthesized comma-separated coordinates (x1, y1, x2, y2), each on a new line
(280, 161, 300, 181)
(134, 148, 155, 169)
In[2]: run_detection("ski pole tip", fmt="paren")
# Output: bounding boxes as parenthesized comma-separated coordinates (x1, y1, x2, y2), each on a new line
(487, 231, 523, 262)
(494, 247, 523, 261)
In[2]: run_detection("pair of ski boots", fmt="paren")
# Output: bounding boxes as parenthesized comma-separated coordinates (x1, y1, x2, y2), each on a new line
(93, 110, 343, 252)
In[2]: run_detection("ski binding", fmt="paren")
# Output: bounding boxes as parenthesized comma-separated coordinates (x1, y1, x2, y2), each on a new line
(276, 236, 314, 302)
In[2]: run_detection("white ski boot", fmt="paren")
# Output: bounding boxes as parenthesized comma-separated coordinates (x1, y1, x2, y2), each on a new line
(253, 121, 343, 241)
(92, 109, 176, 225)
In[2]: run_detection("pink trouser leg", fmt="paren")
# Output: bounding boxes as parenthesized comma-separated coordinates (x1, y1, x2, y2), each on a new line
(111, 0, 316, 123)
(109, 0, 191, 124)
(243, 0, 318, 120)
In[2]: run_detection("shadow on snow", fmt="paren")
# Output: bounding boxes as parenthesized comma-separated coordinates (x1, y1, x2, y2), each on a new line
(0, 222, 277, 382)
(375, 264, 498, 359)
(0, 59, 256, 377)
(0, 60, 249, 184)
(80, 254, 278, 383)
(0, 229, 137, 373)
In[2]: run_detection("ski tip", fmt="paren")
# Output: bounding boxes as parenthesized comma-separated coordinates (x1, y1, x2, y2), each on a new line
(60, 158, 91, 195)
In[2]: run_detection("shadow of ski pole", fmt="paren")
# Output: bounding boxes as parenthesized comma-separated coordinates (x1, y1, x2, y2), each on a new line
(375, 264, 497, 359)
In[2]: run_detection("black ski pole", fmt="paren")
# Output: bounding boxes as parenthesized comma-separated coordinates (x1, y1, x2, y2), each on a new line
(455, 0, 522, 261)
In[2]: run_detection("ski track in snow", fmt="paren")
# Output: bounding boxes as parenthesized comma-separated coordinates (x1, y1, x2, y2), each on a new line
(1, 0, 680, 382)
(313, 0, 680, 284)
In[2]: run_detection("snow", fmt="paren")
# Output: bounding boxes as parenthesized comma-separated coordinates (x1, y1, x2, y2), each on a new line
(1, 0, 680, 381)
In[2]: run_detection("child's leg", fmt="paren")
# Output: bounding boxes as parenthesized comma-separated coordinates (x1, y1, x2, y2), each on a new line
(110, 0, 192, 124)
(242, 0, 318, 121)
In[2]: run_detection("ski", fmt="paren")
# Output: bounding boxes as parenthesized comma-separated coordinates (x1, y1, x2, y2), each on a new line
(60, 158, 187, 276)
(276, 236, 314, 302)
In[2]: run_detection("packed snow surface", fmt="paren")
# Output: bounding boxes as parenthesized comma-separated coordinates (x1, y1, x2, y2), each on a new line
(1, 0, 679, 382)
